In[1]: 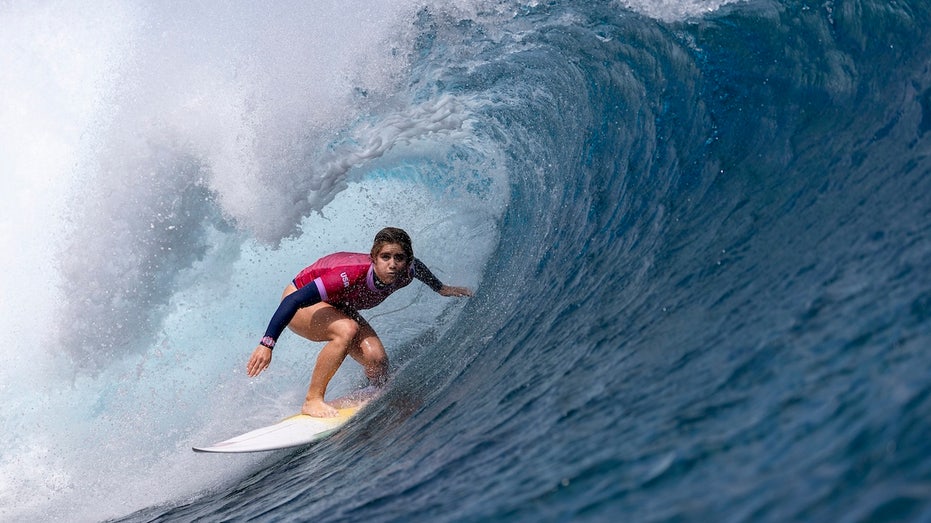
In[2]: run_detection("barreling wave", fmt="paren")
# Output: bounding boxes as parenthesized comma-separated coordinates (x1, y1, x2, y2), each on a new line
(148, 1, 931, 520)
(3, 1, 931, 522)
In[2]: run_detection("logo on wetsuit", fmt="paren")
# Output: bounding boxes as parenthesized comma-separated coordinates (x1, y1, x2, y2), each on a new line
(340, 271, 350, 288)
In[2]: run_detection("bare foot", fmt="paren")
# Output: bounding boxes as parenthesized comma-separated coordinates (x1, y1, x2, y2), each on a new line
(302, 398, 339, 418)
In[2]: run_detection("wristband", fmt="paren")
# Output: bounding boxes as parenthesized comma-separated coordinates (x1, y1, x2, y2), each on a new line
(260, 336, 276, 350)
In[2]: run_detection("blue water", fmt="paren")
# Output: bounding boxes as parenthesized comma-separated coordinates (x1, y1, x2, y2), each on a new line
(3, 1, 931, 522)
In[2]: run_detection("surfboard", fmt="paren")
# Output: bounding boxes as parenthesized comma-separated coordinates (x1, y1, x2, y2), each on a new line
(193, 407, 361, 454)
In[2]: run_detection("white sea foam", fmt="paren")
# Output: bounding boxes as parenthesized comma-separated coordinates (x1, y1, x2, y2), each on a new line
(619, 0, 748, 22)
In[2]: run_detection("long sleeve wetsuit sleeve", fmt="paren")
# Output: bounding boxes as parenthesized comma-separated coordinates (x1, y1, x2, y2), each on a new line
(262, 283, 322, 342)
(412, 258, 445, 292)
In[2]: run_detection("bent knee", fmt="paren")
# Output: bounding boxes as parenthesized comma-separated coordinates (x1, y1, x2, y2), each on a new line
(329, 318, 360, 343)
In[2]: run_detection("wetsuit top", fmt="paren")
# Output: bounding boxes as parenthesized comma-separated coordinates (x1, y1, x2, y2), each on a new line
(261, 252, 445, 344)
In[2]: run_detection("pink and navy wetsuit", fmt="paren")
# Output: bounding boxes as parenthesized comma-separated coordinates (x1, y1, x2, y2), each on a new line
(261, 252, 445, 345)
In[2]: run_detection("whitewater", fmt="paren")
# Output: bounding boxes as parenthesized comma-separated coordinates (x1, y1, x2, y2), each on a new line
(2, 0, 930, 521)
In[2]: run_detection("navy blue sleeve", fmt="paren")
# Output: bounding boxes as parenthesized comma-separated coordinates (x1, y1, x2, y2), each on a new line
(262, 283, 322, 342)
(412, 258, 444, 292)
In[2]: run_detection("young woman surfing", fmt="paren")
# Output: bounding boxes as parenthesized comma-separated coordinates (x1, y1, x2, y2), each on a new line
(245, 227, 472, 417)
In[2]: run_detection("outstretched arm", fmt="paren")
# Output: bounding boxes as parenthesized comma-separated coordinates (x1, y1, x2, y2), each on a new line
(412, 258, 473, 298)
(247, 283, 322, 377)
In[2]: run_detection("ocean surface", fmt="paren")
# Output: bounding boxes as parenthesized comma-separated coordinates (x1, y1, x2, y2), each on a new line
(2, 1, 931, 521)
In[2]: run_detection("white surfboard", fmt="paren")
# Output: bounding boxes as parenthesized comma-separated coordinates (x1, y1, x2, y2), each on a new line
(193, 407, 361, 454)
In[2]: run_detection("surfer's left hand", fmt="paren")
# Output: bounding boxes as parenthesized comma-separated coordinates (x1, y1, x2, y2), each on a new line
(439, 285, 473, 297)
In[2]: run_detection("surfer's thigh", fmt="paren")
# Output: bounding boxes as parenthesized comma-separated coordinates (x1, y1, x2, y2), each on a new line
(284, 296, 359, 344)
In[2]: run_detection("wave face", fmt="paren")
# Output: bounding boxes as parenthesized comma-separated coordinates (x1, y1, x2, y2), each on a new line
(3, 1, 931, 521)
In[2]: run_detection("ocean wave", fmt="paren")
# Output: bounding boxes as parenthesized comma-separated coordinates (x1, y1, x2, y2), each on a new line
(3, 1, 931, 522)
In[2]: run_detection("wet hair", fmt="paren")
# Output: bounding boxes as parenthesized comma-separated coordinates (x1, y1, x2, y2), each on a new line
(371, 227, 413, 260)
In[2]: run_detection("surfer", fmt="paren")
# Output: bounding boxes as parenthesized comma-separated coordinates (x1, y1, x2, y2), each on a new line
(246, 227, 472, 417)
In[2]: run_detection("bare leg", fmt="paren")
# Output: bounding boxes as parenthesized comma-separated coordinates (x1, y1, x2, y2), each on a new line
(302, 330, 354, 417)
(346, 316, 389, 388)
(280, 285, 381, 417)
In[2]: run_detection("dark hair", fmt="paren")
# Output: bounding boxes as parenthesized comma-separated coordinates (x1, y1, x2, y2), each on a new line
(371, 227, 413, 259)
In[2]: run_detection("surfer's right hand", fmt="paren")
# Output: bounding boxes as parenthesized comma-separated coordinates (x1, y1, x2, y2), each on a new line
(247, 345, 272, 377)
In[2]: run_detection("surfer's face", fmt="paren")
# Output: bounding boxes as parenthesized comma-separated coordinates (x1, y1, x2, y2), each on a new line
(372, 243, 409, 284)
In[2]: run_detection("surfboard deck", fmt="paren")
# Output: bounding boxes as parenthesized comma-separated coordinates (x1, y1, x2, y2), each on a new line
(193, 407, 361, 454)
